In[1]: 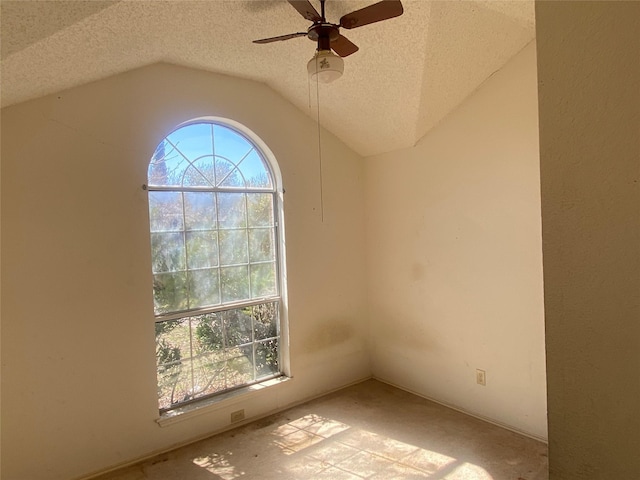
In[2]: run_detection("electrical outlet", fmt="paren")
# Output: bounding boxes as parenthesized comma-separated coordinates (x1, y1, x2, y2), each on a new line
(230, 409, 245, 423)
(476, 369, 486, 386)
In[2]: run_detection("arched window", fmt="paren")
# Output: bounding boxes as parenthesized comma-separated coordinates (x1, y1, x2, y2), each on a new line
(147, 120, 285, 413)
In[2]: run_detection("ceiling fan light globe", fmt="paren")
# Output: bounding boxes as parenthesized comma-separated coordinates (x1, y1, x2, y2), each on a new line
(307, 50, 344, 83)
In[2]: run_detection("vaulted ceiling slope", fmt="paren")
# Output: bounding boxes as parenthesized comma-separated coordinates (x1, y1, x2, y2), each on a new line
(1, 0, 534, 157)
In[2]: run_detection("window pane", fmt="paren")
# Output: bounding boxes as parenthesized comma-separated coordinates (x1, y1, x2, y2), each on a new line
(184, 192, 216, 231)
(153, 272, 188, 314)
(192, 356, 226, 396)
(160, 358, 194, 409)
(155, 318, 190, 368)
(251, 263, 277, 298)
(193, 313, 224, 353)
(155, 303, 280, 411)
(166, 123, 213, 161)
(222, 308, 252, 346)
(149, 192, 184, 232)
(217, 193, 247, 228)
(155, 318, 191, 410)
(151, 232, 186, 273)
(186, 231, 218, 269)
(157, 360, 190, 411)
(219, 230, 248, 266)
(219, 167, 246, 188)
(148, 141, 188, 187)
(188, 269, 220, 308)
(215, 157, 241, 187)
(182, 164, 211, 187)
(191, 314, 226, 398)
(249, 228, 274, 262)
(191, 156, 216, 186)
(239, 149, 272, 189)
(247, 193, 274, 227)
(256, 339, 279, 378)
(252, 302, 278, 340)
(226, 351, 255, 388)
(220, 266, 250, 303)
(148, 141, 170, 186)
(213, 124, 253, 164)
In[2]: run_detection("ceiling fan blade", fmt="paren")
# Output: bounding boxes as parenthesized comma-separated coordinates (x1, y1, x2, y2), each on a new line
(253, 32, 308, 44)
(288, 0, 322, 22)
(331, 34, 359, 57)
(340, 0, 403, 29)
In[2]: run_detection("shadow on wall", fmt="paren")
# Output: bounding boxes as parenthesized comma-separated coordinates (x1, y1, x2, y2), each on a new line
(302, 318, 357, 353)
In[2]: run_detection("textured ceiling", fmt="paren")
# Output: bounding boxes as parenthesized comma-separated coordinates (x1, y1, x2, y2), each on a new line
(0, 0, 535, 157)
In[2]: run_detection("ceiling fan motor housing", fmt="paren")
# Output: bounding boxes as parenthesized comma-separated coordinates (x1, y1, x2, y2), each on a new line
(308, 23, 340, 51)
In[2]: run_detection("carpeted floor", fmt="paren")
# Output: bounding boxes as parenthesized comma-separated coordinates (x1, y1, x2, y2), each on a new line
(93, 379, 548, 479)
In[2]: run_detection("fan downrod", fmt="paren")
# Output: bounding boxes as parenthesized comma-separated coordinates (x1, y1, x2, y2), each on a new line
(307, 24, 339, 50)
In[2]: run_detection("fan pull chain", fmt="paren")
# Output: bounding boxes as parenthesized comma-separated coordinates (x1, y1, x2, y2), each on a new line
(308, 69, 313, 110)
(315, 56, 325, 223)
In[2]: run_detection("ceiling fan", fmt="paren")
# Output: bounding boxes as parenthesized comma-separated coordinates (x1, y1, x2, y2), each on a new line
(253, 0, 404, 82)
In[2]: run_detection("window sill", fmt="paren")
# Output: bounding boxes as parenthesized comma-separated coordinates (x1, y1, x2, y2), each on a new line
(155, 375, 291, 427)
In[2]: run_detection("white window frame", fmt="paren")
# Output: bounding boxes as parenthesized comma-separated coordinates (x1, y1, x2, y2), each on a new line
(146, 117, 289, 414)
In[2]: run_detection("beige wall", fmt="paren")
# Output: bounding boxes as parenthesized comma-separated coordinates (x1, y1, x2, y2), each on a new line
(0, 64, 369, 480)
(536, 1, 640, 478)
(365, 42, 547, 439)
(5, 4, 639, 477)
